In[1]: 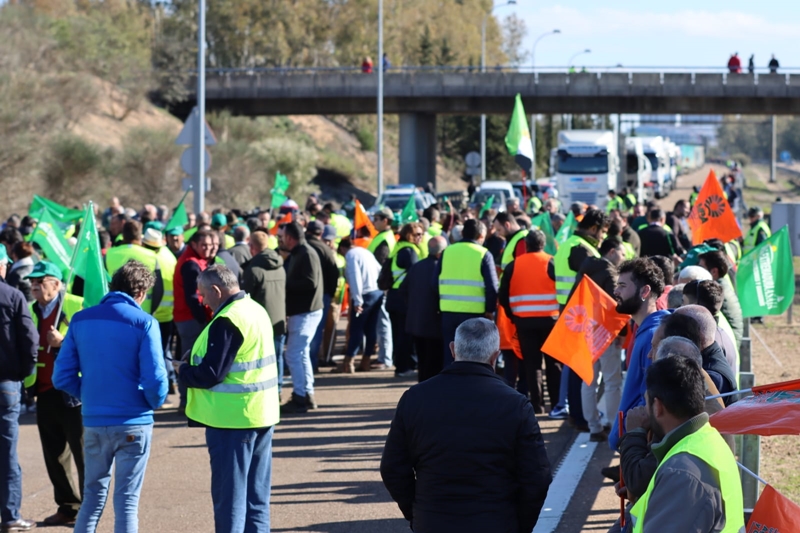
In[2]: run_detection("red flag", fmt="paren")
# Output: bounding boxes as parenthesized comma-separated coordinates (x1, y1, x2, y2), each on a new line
(541, 276, 630, 385)
(747, 485, 800, 533)
(689, 169, 742, 244)
(269, 212, 292, 235)
(709, 381, 800, 436)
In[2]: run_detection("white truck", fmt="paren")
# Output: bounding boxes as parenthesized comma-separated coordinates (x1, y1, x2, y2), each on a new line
(624, 137, 654, 204)
(665, 140, 681, 184)
(639, 136, 671, 198)
(554, 130, 619, 212)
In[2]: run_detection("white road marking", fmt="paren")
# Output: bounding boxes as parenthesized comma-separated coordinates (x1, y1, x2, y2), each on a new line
(533, 432, 598, 533)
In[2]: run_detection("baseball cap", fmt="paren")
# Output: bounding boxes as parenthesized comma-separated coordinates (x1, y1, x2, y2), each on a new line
(0, 246, 8, 264)
(166, 226, 184, 237)
(680, 244, 717, 270)
(211, 213, 227, 229)
(307, 220, 324, 236)
(321, 225, 337, 242)
(25, 261, 63, 281)
(142, 228, 164, 247)
(374, 207, 395, 221)
(144, 221, 164, 233)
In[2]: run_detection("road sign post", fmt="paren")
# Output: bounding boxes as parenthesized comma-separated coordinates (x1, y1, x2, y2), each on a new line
(176, 105, 216, 214)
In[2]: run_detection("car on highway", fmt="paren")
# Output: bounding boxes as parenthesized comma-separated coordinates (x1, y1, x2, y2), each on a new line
(469, 189, 508, 214)
(436, 191, 469, 211)
(512, 178, 559, 203)
(369, 185, 436, 216)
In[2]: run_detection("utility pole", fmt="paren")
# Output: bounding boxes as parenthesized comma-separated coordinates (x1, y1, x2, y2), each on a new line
(194, 0, 206, 215)
(377, 0, 384, 195)
(770, 115, 777, 184)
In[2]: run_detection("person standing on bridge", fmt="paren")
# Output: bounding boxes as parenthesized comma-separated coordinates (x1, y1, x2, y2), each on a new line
(727, 52, 741, 74)
(362, 56, 373, 73)
(53, 261, 168, 533)
(174, 265, 279, 533)
(769, 54, 780, 74)
(380, 318, 552, 533)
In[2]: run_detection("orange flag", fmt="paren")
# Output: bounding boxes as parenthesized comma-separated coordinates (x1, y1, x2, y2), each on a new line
(709, 379, 800, 436)
(269, 212, 292, 235)
(353, 199, 378, 248)
(688, 169, 743, 244)
(541, 276, 630, 385)
(747, 484, 800, 533)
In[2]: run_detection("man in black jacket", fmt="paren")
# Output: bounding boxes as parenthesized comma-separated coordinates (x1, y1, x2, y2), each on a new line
(305, 221, 340, 371)
(0, 269, 38, 531)
(243, 230, 287, 394)
(637, 208, 683, 260)
(381, 318, 551, 533)
(279, 222, 323, 414)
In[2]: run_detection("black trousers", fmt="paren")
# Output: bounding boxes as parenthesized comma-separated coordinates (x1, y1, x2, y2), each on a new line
(414, 337, 443, 382)
(517, 323, 562, 413)
(36, 389, 84, 517)
(390, 311, 415, 374)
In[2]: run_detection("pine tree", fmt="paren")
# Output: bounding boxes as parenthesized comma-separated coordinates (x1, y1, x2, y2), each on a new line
(418, 25, 433, 66)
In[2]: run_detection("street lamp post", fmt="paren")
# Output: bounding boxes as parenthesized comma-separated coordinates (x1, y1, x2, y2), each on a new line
(377, 0, 384, 194)
(480, 0, 516, 185)
(568, 48, 591, 69)
(195, 0, 206, 214)
(529, 29, 560, 181)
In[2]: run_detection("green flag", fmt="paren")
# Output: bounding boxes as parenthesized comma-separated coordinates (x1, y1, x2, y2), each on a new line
(504, 94, 534, 174)
(736, 225, 795, 317)
(29, 195, 83, 224)
(30, 207, 74, 279)
(532, 212, 558, 256)
(399, 195, 419, 223)
(555, 211, 576, 244)
(270, 172, 290, 209)
(479, 195, 495, 219)
(165, 193, 189, 232)
(72, 202, 108, 307)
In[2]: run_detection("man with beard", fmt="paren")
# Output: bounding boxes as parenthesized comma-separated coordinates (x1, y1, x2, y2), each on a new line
(624, 357, 744, 531)
(608, 258, 669, 452)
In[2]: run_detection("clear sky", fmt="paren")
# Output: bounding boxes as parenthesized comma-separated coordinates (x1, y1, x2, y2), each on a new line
(512, 1, 799, 70)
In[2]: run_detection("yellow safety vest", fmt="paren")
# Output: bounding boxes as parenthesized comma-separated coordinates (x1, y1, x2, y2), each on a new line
(390, 241, 421, 289)
(438, 242, 488, 314)
(186, 296, 279, 429)
(153, 246, 177, 323)
(527, 196, 542, 214)
(743, 220, 770, 255)
(630, 423, 744, 533)
(419, 233, 431, 260)
(622, 241, 636, 260)
(367, 230, 396, 256)
(606, 196, 625, 213)
(105, 244, 160, 314)
(428, 222, 443, 237)
(500, 230, 529, 270)
(224, 234, 235, 250)
(330, 213, 353, 239)
(689, 192, 699, 206)
(25, 294, 84, 389)
(554, 235, 599, 304)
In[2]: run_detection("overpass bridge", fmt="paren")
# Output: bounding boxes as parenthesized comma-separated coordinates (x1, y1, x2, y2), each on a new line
(197, 67, 800, 187)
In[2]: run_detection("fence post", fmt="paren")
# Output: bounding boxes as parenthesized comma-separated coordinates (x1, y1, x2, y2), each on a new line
(739, 372, 760, 511)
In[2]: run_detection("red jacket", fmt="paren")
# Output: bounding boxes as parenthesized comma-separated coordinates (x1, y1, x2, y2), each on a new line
(173, 246, 209, 323)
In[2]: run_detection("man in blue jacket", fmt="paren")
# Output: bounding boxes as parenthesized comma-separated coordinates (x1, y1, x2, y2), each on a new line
(53, 260, 168, 533)
(609, 258, 669, 453)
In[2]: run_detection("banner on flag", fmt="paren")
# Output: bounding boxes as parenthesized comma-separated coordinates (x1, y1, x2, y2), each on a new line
(29, 195, 83, 224)
(747, 484, 800, 533)
(736, 225, 794, 317)
(687, 169, 742, 244)
(30, 207, 74, 278)
(399, 195, 419, 223)
(505, 94, 534, 173)
(542, 276, 630, 385)
(531, 212, 558, 255)
(709, 379, 800, 436)
(71, 202, 109, 308)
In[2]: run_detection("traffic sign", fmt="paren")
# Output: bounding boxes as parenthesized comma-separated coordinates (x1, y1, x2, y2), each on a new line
(176, 107, 217, 146)
(182, 178, 211, 192)
(465, 151, 481, 167)
(465, 166, 481, 176)
(181, 146, 212, 176)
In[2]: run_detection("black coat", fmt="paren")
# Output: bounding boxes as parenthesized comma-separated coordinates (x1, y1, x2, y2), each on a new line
(400, 256, 441, 339)
(0, 279, 38, 382)
(242, 249, 286, 337)
(380, 362, 552, 533)
(285, 242, 324, 316)
(307, 236, 340, 298)
(637, 224, 683, 258)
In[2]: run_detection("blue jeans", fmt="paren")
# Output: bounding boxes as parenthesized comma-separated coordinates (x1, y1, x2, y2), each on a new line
(206, 426, 274, 533)
(0, 381, 22, 525)
(76, 424, 153, 533)
(376, 300, 393, 366)
(309, 294, 332, 372)
(274, 333, 286, 396)
(285, 310, 323, 397)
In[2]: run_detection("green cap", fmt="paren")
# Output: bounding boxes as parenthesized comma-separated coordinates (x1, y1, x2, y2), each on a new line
(0, 246, 8, 264)
(680, 244, 717, 270)
(25, 261, 63, 281)
(144, 221, 164, 233)
(211, 213, 227, 229)
(166, 226, 184, 236)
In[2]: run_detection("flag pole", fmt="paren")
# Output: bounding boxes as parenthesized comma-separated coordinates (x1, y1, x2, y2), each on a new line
(705, 388, 752, 401)
(738, 461, 768, 486)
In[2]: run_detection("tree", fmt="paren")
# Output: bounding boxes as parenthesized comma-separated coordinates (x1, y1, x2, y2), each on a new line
(501, 14, 528, 66)
(418, 25, 433, 66)
(437, 37, 455, 66)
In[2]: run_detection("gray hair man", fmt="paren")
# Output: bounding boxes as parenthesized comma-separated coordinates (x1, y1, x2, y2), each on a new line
(228, 225, 252, 268)
(381, 318, 552, 532)
(655, 336, 702, 366)
(174, 265, 280, 532)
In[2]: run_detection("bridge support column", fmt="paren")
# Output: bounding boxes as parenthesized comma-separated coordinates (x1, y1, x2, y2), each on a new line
(399, 113, 437, 189)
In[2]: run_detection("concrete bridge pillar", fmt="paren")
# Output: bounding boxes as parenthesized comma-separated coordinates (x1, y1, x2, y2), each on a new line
(399, 113, 437, 189)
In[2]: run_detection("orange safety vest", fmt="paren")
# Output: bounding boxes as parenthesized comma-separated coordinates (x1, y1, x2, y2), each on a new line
(508, 252, 559, 318)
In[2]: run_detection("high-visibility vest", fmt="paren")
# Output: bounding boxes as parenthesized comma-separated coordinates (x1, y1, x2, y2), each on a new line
(25, 294, 84, 389)
(622, 241, 636, 260)
(390, 241, 421, 289)
(153, 246, 177, 323)
(438, 242, 488, 314)
(419, 233, 431, 260)
(630, 423, 744, 533)
(724, 240, 742, 265)
(554, 235, 599, 304)
(743, 220, 771, 255)
(606, 196, 625, 213)
(508, 252, 559, 318)
(500, 230, 529, 270)
(428, 222, 443, 237)
(637, 223, 672, 234)
(367, 230, 396, 256)
(689, 191, 698, 206)
(224, 234, 235, 250)
(330, 213, 353, 239)
(527, 196, 542, 214)
(186, 296, 279, 429)
(106, 244, 160, 314)
(625, 193, 637, 209)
